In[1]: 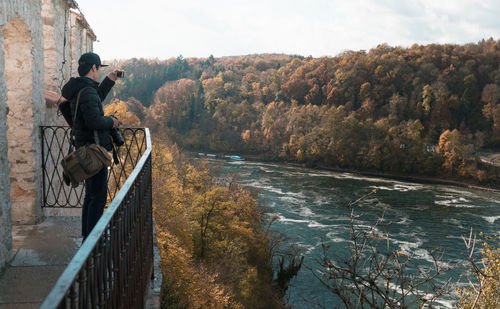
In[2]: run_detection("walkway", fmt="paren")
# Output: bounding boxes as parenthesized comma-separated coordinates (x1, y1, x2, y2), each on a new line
(0, 217, 82, 309)
(0, 216, 162, 309)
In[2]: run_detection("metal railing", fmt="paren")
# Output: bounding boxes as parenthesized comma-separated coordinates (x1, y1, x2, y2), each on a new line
(39, 127, 153, 309)
(41, 126, 147, 208)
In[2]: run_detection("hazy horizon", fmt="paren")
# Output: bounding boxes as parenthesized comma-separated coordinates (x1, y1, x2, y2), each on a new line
(99, 40, 498, 63)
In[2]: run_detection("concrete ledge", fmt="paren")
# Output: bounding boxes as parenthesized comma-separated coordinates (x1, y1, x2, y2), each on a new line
(43, 208, 82, 217)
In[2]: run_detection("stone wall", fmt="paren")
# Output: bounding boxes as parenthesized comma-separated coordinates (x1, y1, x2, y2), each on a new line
(42, 0, 72, 126)
(70, 12, 82, 77)
(0, 0, 45, 270)
(83, 27, 95, 54)
(70, 11, 95, 78)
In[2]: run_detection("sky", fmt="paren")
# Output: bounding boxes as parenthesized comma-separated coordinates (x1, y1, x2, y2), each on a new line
(78, 0, 500, 61)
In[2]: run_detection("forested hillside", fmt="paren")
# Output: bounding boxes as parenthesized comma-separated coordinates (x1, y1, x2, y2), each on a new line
(108, 40, 500, 186)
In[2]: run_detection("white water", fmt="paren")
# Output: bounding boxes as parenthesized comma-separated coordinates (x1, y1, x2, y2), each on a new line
(206, 158, 500, 308)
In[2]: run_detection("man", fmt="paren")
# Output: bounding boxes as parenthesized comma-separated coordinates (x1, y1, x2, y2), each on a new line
(61, 52, 122, 240)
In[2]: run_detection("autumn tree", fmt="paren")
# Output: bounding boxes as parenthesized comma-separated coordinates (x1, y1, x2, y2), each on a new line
(437, 129, 467, 176)
(152, 78, 203, 133)
(459, 231, 500, 308)
(104, 99, 141, 126)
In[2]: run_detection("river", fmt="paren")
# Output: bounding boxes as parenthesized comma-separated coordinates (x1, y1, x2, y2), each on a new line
(201, 158, 500, 308)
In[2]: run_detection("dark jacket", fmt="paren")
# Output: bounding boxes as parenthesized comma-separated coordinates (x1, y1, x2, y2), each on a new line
(61, 76, 115, 150)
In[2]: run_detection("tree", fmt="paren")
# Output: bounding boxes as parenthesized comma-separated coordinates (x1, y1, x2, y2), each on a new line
(481, 84, 499, 121)
(104, 99, 141, 126)
(461, 74, 480, 127)
(389, 93, 408, 122)
(153, 78, 201, 132)
(420, 84, 433, 118)
(437, 129, 466, 176)
(481, 84, 500, 145)
(459, 230, 500, 308)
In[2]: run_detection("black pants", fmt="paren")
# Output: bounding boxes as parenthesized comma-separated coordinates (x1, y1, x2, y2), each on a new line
(82, 167, 108, 238)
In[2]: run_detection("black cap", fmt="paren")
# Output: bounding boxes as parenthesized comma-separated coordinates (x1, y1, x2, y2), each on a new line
(78, 52, 108, 67)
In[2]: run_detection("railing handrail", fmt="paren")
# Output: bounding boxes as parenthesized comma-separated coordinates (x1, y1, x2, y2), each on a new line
(39, 128, 152, 309)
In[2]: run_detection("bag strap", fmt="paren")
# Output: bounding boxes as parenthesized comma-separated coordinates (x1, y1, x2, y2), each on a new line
(93, 130, 101, 146)
(71, 87, 102, 147)
(72, 87, 92, 125)
(68, 88, 88, 154)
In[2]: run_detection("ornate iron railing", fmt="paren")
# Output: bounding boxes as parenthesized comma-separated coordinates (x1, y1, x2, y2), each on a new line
(39, 127, 153, 309)
(41, 126, 147, 208)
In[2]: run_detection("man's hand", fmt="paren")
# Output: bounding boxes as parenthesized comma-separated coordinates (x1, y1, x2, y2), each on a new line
(112, 117, 123, 128)
(44, 90, 67, 107)
(108, 70, 120, 82)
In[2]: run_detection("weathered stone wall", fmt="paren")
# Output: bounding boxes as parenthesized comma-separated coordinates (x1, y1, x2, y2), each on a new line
(0, 27, 10, 271)
(83, 30, 94, 53)
(0, 0, 45, 270)
(42, 0, 72, 126)
(70, 11, 95, 77)
(42, 0, 57, 93)
(70, 12, 83, 77)
(82, 30, 87, 54)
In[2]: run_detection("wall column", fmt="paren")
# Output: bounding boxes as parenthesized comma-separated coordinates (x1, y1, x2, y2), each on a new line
(3, 18, 41, 225)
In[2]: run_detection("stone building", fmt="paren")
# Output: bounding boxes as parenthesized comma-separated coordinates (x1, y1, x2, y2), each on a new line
(0, 0, 97, 271)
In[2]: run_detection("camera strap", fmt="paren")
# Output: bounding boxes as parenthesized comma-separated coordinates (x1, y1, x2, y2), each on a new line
(112, 145, 120, 165)
(68, 87, 91, 155)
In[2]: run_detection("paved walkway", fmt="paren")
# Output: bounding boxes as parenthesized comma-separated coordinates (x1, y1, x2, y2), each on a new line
(0, 216, 162, 309)
(0, 217, 82, 309)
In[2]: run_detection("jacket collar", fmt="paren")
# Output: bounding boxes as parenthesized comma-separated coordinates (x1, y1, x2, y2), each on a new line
(81, 76, 100, 87)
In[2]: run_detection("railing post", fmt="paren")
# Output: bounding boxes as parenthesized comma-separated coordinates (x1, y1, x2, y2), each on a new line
(41, 126, 47, 208)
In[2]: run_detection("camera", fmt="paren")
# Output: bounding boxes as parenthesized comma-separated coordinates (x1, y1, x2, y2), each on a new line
(110, 128, 125, 146)
(109, 114, 125, 146)
(116, 70, 124, 78)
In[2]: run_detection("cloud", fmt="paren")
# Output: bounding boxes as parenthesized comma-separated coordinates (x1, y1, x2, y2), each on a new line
(79, 0, 500, 60)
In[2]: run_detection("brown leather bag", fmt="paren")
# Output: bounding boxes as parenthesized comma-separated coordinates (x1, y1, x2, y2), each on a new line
(61, 144, 112, 187)
(61, 88, 112, 187)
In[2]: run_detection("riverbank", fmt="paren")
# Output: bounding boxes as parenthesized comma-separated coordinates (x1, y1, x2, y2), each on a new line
(314, 164, 500, 193)
(192, 152, 500, 193)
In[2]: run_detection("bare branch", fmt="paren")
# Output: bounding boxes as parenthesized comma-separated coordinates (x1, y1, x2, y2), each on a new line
(311, 192, 454, 308)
